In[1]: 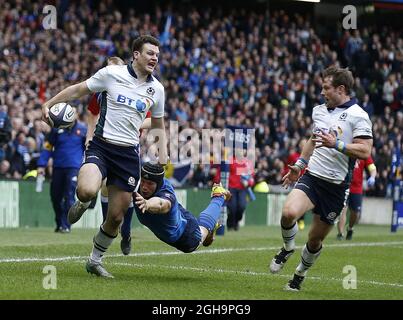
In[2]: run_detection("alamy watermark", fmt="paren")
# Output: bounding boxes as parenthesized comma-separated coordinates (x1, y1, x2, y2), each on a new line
(342, 5, 357, 30)
(342, 265, 357, 289)
(42, 5, 57, 30)
(143, 121, 256, 172)
(42, 265, 57, 290)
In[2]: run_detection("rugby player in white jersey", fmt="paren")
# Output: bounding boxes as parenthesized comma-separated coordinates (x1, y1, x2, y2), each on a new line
(42, 35, 167, 277)
(269, 66, 373, 291)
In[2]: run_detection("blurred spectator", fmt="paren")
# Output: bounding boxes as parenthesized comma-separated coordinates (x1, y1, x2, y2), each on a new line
(361, 94, 374, 117)
(0, 107, 12, 160)
(0, 159, 11, 178)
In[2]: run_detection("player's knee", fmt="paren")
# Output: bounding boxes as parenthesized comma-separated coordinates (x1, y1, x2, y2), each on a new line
(282, 204, 300, 222)
(106, 212, 123, 227)
(76, 185, 98, 202)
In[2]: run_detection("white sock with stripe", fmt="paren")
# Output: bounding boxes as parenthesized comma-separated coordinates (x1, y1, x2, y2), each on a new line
(295, 243, 322, 277)
(281, 222, 298, 251)
(90, 226, 116, 263)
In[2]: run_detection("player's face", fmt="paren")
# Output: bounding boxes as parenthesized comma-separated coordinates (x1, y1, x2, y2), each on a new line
(134, 43, 159, 75)
(321, 77, 345, 108)
(140, 179, 158, 199)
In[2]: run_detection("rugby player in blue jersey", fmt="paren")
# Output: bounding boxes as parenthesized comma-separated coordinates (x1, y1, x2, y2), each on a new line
(133, 162, 231, 255)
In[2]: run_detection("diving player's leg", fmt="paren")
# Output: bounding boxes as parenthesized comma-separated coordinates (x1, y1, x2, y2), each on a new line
(198, 183, 231, 247)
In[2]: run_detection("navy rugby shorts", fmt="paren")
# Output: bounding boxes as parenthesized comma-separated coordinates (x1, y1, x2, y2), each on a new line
(169, 209, 202, 253)
(83, 136, 140, 192)
(295, 171, 350, 225)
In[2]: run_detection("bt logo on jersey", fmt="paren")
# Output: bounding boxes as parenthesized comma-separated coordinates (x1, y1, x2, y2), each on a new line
(117, 94, 151, 112)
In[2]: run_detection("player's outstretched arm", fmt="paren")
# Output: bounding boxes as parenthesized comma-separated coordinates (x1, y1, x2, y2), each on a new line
(134, 192, 171, 214)
(42, 81, 91, 124)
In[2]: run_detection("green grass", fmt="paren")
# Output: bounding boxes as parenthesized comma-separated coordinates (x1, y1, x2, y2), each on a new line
(0, 225, 402, 299)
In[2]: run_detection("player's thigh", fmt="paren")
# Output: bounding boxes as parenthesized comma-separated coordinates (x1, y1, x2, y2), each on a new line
(282, 189, 315, 220)
(77, 163, 102, 194)
(308, 214, 334, 243)
(106, 185, 132, 218)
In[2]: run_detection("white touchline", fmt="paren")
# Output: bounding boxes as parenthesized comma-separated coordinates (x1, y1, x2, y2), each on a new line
(109, 261, 403, 289)
(0, 241, 402, 263)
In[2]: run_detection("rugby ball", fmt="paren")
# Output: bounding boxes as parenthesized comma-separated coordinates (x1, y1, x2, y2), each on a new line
(48, 103, 76, 129)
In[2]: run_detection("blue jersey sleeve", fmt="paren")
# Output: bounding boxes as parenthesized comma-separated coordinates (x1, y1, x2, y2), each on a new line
(156, 190, 176, 206)
(154, 180, 177, 207)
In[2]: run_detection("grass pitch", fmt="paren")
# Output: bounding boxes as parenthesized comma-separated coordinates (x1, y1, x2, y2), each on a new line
(0, 225, 402, 300)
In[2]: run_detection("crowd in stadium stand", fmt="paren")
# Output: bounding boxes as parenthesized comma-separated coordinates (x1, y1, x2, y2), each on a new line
(0, 1, 402, 197)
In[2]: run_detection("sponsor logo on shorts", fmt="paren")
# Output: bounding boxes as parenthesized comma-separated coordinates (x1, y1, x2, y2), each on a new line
(128, 177, 136, 186)
(327, 212, 337, 221)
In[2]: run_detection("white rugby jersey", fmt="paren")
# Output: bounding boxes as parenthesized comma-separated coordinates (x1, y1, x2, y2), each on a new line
(86, 63, 165, 146)
(308, 98, 372, 184)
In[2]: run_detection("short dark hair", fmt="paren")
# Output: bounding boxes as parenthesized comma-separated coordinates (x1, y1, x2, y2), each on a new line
(322, 66, 354, 94)
(132, 35, 160, 53)
(107, 56, 125, 66)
